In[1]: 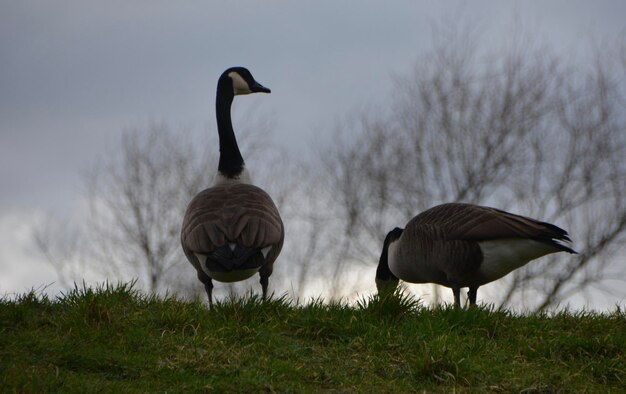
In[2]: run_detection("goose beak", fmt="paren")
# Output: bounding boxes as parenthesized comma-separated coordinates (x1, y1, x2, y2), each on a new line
(251, 82, 271, 94)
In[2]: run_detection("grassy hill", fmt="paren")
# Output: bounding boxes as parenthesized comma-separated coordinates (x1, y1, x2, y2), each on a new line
(1, 283, 624, 392)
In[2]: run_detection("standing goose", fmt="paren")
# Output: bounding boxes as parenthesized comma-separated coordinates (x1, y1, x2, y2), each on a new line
(375, 203, 576, 307)
(181, 67, 284, 306)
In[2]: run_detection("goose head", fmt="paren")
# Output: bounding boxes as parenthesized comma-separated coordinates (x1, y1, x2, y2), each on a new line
(219, 67, 271, 97)
(375, 227, 403, 294)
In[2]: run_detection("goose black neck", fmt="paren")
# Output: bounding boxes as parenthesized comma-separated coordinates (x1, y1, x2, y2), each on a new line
(216, 79, 245, 179)
(376, 228, 403, 282)
(376, 244, 395, 282)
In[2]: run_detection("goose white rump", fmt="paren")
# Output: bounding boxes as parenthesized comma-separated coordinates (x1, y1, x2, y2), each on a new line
(476, 239, 560, 283)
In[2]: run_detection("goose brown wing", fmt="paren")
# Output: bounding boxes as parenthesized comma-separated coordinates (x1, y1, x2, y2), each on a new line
(408, 203, 574, 252)
(181, 183, 284, 266)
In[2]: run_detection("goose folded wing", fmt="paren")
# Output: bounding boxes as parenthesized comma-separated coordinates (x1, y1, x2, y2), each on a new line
(181, 184, 283, 256)
(460, 207, 570, 243)
(425, 204, 575, 253)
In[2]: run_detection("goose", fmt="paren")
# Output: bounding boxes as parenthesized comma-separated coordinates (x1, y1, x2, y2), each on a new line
(375, 203, 576, 307)
(181, 67, 284, 306)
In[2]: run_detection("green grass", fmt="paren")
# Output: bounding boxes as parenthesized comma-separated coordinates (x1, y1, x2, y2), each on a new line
(1, 283, 624, 392)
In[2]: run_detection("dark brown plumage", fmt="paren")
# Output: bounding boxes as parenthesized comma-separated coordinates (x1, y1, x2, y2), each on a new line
(181, 183, 284, 277)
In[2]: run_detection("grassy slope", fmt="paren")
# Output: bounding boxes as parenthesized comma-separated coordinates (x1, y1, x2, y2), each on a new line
(1, 283, 624, 392)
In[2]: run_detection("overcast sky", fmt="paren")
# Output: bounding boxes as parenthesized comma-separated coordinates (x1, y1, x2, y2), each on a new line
(1, 1, 625, 303)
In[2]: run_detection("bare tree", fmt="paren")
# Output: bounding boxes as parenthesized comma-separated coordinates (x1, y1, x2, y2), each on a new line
(84, 123, 211, 294)
(79, 115, 296, 298)
(319, 28, 626, 310)
(33, 214, 85, 289)
(503, 48, 626, 309)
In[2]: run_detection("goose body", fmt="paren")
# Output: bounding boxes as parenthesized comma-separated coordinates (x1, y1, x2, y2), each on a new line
(181, 67, 284, 305)
(376, 203, 576, 306)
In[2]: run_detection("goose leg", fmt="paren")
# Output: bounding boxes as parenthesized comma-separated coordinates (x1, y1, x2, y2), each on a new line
(452, 287, 461, 307)
(197, 270, 214, 308)
(204, 279, 214, 308)
(468, 287, 478, 307)
(260, 274, 269, 301)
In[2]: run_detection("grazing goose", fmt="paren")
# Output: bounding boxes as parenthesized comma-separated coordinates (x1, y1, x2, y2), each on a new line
(181, 67, 284, 306)
(375, 203, 576, 307)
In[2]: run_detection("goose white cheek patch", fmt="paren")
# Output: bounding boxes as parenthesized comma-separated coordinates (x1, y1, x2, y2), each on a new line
(229, 72, 251, 95)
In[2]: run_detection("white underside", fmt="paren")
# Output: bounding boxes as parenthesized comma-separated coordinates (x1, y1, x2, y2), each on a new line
(194, 246, 272, 283)
(208, 268, 260, 283)
(477, 239, 558, 283)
